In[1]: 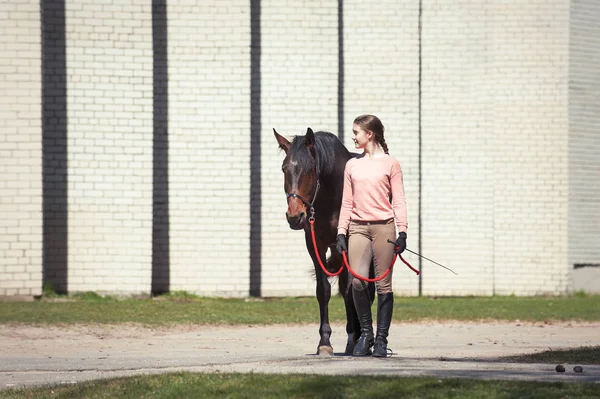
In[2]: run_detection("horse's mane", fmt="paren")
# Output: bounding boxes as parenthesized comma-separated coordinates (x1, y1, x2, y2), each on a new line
(288, 131, 349, 178)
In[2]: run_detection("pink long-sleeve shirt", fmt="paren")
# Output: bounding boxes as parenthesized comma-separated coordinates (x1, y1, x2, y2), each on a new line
(337, 154, 408, 235)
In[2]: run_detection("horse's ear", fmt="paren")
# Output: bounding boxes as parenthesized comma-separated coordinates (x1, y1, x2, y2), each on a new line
(273, 128, 291, 153)
(305, 128, 315, 150)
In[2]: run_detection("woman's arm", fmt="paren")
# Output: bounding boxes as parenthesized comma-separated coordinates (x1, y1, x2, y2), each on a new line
(390, 159, 408, 233)
(337, 161, 354, 235)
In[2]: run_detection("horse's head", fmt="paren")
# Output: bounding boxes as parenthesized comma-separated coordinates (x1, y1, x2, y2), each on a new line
(274, 127, 319, 230)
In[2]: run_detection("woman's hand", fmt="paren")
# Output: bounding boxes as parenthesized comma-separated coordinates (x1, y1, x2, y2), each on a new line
(394, 232, 407, 254)
(336, 234, 348, 255)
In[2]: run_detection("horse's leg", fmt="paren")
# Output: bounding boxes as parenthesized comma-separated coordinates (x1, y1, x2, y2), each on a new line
(332, 249, 360, 355)
(306, 232, 333, 356)
(315, 268, 333, 356)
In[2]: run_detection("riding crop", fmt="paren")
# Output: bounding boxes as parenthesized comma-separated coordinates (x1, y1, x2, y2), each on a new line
(386, 240, 458, 275)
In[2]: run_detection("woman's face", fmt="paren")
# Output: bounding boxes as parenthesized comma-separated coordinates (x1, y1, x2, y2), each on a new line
(352, 123, 371, 149)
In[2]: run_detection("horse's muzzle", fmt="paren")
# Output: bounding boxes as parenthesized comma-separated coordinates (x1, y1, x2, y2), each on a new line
(286, 211, 306, 230)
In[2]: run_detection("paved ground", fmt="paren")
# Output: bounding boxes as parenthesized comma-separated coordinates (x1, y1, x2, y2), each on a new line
(1, 321, 599, 390)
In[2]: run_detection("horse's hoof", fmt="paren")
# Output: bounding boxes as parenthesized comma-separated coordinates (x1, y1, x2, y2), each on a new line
(317, 345, 334, 356)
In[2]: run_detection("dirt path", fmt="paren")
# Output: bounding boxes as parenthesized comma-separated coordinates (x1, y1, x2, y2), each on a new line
(1, 321, 599, 390)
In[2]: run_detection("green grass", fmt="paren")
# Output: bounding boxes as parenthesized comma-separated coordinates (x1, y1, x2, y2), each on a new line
(1, 294, 599, 326)
(2, 295, 599, 398)
(2, 373, 599, 399)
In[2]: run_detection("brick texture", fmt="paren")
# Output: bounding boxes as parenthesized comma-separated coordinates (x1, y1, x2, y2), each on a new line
(490, 0, 570, 295)
(569, 0, 600, 292)
(343, 0, 421, 295)
(421, 0, 570, 295)
(260, 0, 339, 296)
(421, 0, 495, 295)
(167, 2, 251, 297)
(1, 0, 596, 297)
(65, 1, 153, 294)
(0, 0, 43, 297)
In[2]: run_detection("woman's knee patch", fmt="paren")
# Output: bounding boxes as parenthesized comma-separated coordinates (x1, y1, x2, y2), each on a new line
(351, 277, 367, 291)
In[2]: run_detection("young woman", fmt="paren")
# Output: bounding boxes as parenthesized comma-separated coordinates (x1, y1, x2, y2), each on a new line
(336, 114, 408, 357)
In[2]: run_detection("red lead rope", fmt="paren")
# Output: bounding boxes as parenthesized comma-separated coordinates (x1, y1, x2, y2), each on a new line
(309, 220, 345, 277)
(309, 220, 419, 281)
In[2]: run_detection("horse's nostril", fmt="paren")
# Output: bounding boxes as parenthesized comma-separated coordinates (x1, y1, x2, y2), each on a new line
(286, 212, 305, 225)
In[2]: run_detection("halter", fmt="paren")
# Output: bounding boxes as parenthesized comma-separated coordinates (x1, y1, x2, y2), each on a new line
(285, 149, 321, 222)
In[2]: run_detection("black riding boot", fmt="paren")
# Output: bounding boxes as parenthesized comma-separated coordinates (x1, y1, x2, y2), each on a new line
(373, 293, 394, 358)
(352, 285, 374, 356)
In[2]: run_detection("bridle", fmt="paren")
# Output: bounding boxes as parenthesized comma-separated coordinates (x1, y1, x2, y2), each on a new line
(284, 150, 321, 222)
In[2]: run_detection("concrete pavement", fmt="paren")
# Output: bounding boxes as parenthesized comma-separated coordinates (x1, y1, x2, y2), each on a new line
(1, 321, 598, 389)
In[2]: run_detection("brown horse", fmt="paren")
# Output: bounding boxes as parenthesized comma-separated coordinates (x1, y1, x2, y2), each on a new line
(274, 127, 374, 356)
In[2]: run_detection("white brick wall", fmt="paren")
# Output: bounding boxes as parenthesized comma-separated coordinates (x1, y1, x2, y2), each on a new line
(343, 0, 421, 295)
(491, 0, 570, 295)
(421, 1, 495, 295)
(0, 0, 43, 297)
(1, 0, 595, 297)
(167, 2, 251, 297)
(65, 1, 153, 294)
(261, 0, 339, 297)
(421, 0, 570, 295)
(569, 0, 600, 292)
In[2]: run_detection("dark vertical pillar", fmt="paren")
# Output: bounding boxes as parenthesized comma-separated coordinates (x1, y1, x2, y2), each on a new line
(338, 0, 344, 142)
(151, 0, 170, 295)
(249, 0, 262, 297)
(41, 0, 68, 294)
(417, 0, 423, 296)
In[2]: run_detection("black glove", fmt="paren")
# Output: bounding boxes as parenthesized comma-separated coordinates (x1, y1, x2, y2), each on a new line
(394, 232, 407, 254)
(336, 234, 348, 255)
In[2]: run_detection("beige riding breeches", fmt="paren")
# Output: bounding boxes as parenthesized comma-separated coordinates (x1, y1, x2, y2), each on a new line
(347, 218, 396, 294)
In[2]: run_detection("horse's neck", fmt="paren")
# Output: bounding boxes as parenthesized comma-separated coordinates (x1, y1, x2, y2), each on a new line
(316, 172, 343, 204)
